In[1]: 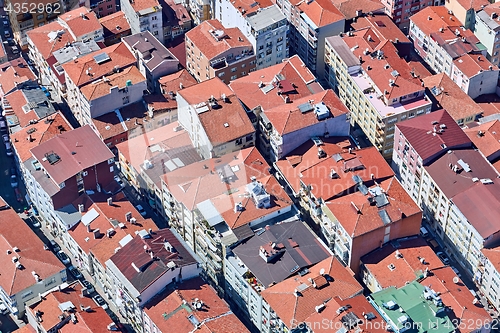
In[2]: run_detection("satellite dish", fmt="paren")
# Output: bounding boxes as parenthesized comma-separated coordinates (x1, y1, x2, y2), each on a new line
(453, 276, 459, 284)
(320, 268, 325, 275)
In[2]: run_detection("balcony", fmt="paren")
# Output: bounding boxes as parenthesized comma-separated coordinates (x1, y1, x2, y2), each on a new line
(244, 271, 264, 293)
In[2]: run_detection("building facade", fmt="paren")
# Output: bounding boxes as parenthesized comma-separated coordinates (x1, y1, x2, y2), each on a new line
(120, 0, 164, 43)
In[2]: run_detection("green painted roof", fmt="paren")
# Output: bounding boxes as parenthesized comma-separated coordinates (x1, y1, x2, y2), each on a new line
(369, 281, 455, 333)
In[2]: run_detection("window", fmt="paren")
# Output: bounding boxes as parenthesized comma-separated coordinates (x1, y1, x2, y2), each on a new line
(153, 31, 158, 36)
(230, 75, 237, 80)
(241, 63, 246, 68)
(122, 96, 129, 104)
(218, 72, 225, 77)
(107, 4, 112, 8)
(152, 16, 157, 20)
(231, 67, 237, 72)
(235, 138, 242, 145)
(37, 14, 44, 20)
(59, 182, 65, 189)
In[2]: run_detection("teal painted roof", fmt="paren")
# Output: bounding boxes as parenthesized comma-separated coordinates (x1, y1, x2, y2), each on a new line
(370, 281, 455, 333)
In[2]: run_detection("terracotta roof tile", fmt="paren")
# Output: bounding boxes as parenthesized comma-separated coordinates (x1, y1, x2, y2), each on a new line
(129, 0, 161, 12)
(143, 93, 177, 111)
(474, 93, 500, 117)
(0, 59, 35, 96)
(186, 20, 253, 60)
(27, 22, 74, 59)
(397, 109, 473, 163)
(99, 11, 131, 38)
(0, 204, 65, 296)
(143, 278, 249, 333)
(229, 55, 319, 111)
(58, 7, 102, 39)
(163, 147, 270, 210)
(332, 0, 385, 20)
(80, 66, 145, 101)
(422, 74, 483, 122)
(454, 0, 490, 11)
(464, 120, 500, 158)
(361, 237, 446, 289)
(28, 281, 112, 332)
(10, 113, 73, 162)
(30, 125, 115, 185)
(227, 0, 273, 16)
(482, 247, 500, 274)
(177, 76, 233, 105)
(62, 42, 136, 87)
(261, 256, 363, 326)
(297, 0, 345, 27)
(264, 89, 349, 135)
(351, 14, 408, 42)
(453, 53, 498, 78)
(410, 7, 462, 38)
(159, 69, 197, 94)
(91, 101, 147, 142)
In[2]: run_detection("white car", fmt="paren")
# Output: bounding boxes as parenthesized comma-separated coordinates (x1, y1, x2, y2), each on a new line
(10, 175, 18, 188)
(29, 216, 40, 228)
(114, 175, 124, 188)
(135, 205, 147, 217)
(0, 301, 8, 315)
(2, 134, 8, 143)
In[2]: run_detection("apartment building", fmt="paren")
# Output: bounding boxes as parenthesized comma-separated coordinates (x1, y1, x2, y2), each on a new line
(116, 122, 201, 217)
(106, 229, 200, 331)
(325, 31, 432, 158)
(464, 120, 500, 171)
(185, 20, 256, 83)
(392, 110, 500, 280)
(186, 0, 210, 25)
(0, 197, 67, 318)
(474, 3, 500, 67)
(162, 0, 193, 42)
(99, 11, 132, 46)
(445, 0, 489, 30)
(216, 2, 288, 70)
(261, 256, 364, 333)
(159, 68, 197, 95)
(480, 248, 500, 312)
(224, 220, 332, 332)
(0, 58, 37, 99)
(422, 73, 484, 126)
(410, 6, 499, 99)
(23, 125, 115, 237)
(177, 77, 255, 159)
(260, 89, 350, 161)
(275, 0, 345, 78)
(6, 0, 63, 49)
(229, 54, 322, 132)
(378, 0, 442, 30)
(123, 31, 180, 93)
(57, 7, 104, 42)
(62, 42, 140, 125)
(142, 278, 249, 333)
(26, 281, 118, 333)
(63, 192, 157, 288)
(275, 138, 422, 274)
(120, 0, 164, 43)
(81, 0, 119, 17)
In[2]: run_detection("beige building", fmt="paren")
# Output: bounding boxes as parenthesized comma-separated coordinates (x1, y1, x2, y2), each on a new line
(185, 20, 256, 83)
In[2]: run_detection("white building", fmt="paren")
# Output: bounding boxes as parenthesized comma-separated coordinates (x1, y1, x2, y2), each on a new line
(120, 0, 164, 44)
(216, 3, 288, 69)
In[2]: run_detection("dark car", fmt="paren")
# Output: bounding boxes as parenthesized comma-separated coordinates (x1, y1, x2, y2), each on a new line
(10, 167, 16, 176)
(69, 266, 82, 279)
(93, 295, 108, 309)
(56, 250, 70, 265)
(81, 280, 95, 293)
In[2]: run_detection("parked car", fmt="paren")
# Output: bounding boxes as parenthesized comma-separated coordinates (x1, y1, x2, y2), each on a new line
(2, 20, 8, 26)
(56, 251, 70, 265)
(2, 134, 8, 142)
(0, 120, 6, 132)
(92, 295, 108, 310)
(451, 266, 461, 277)
(10, 175, 17, 188)
(11, 46, 18, 54)
(6, 147, 13, 156)
(114, 175, 124, 188)
(10, 167, 16, 176)
(135, 204, 147, 217)
(81, 280, 95, 293)
(436, 252, 450, 265)
(4, 31, 10, 38)
(41, 86, 51, 98)
(29, 216, 40, 228)
(49, 240, 60, 252)
(69, 266, 82, 279)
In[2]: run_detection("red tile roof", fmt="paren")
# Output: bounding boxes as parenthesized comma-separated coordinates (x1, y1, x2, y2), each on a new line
(421, 267, 490, 326)
(162, 147, 270, 210)
(332, 0, 385, 20)
(0, 60, 35, 96)
(159, 69, 197, 94)
(69, 192, 157, 263)
(464, 120, 500, 158)
(324, 177, 421, 237)
(143, 277, 249, 333)
(482, 247, 500, 274)
(62, 42, 136, 87)
(361, 237, 446, 289)
(264, 89, 349, 135)
(475, 93, 500, 117)
(296, 0, 345, 27)
(453, 53, 497, 78)
(454, 0, 490, 11)
(0, 204, 65, 296)
(229, 55, 319, 111)
(28, 281, 113, 332)
(396, 109, 473, 163)
(26, 21, 74, 59)
(186, 20, 253, 60)
(210, 175, 293, 229)
(422, 73, 484, 122)
(129, 0, 160, 13)
(58, 7, 102, 39)
(341, 30, 424, 100)
(261, 256, 363, 327)
(80, 66, 145, 101)
(4, 90, 37, 127)
(177, 76, 233, 105)
(410, 7, 462, 38)
(30, 125, 114, 185)
(10, 113, 73, 162)
(99, 11, 131, 37)
(351, 14, 409, 43)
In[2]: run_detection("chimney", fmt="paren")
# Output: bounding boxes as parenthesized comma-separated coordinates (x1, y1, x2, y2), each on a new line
(87, 224, 92, 233)
(107, 197, 113, 206)
(179, 82, 184, 90)
(93, 228, 100, 239)
(125, 212, 132, 222)
(78, 204, 84, 213)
